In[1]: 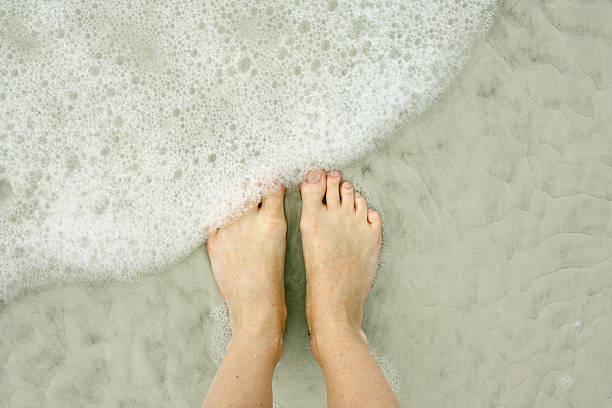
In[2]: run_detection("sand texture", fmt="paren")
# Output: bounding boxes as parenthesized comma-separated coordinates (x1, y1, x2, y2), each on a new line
(1, 0, 611, 406)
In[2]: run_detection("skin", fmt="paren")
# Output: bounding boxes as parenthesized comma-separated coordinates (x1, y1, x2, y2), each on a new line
(203, 169, 400, 408)
(203, 186, 287, 408)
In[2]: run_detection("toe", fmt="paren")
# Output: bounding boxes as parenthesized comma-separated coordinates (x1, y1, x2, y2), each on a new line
(355, 191, 367, 219)
(260, 185, 285, 217)
(325, 170, 341, 209)
(300, 168, 327, 213)
(367, 208, 381, 226)
(340, 181, 355, 212)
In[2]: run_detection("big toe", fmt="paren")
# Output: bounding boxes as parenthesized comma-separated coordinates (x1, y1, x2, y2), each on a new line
(260, 184, 285, 217)
(300, 168, 327, 213)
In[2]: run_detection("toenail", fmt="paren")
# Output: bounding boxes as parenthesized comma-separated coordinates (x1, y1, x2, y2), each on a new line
(328, 170, 340, 178)
(343, 182, 352, 189)
(306, 171, 322, 183)
(355, 191, 362, 198)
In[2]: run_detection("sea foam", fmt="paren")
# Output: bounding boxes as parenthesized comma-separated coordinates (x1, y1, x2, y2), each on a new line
(0, 0, 498, 299)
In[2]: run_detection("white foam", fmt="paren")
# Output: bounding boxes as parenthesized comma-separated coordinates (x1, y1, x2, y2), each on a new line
(0, 0, 498, 299)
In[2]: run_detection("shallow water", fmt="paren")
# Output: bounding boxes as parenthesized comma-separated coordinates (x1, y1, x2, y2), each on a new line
(1, 0, 612, 407)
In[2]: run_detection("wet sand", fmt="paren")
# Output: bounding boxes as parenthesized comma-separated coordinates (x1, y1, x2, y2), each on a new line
(1, 1, 611, 406)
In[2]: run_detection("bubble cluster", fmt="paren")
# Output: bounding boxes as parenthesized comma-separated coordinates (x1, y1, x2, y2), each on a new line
(374, 353, 400, 393)
(0, 0, 498, 299)
(556, 374, 575, 390)
(210, 303, 231, 365)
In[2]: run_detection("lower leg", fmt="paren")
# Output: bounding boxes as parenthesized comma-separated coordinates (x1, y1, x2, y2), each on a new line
(203, 327, 282, 408)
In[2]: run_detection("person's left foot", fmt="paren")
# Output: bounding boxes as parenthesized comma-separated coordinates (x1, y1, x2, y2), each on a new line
(206, 186, 287, 346)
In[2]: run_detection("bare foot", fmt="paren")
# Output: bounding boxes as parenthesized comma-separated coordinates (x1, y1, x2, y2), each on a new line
(206, 186, 287, 356)
(299, 169, 382, 359)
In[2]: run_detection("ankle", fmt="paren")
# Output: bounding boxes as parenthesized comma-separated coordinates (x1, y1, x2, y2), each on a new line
(229, 302, 287, 337)
(229, 331, 285, 363)
(230, 308, 286, 361)
(306, 305, 363, 341)
(309, 322, 368, 363)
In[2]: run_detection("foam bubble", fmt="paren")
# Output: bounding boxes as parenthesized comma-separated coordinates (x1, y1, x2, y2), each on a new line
(0, 0, 498, 299)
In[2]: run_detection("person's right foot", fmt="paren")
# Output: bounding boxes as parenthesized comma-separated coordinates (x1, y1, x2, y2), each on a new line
(299, 168, 382, 358)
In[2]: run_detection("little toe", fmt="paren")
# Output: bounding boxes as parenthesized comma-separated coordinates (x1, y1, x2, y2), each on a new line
(300, 168, 327, 214)
(260, 185, 286, 218)
(367, 208, 382, 227)
(325, 170, 342, 209)
(340, 181, 355, 212)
